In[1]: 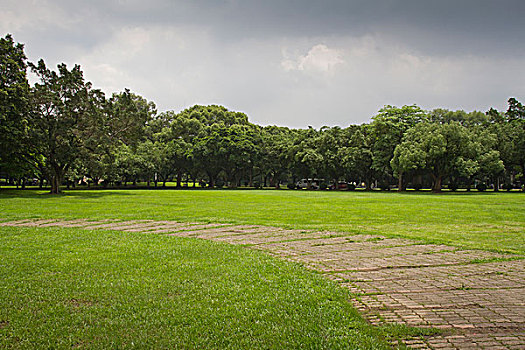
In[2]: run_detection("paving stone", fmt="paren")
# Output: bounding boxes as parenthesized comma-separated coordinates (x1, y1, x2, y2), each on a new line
(81, 220, 149, 230)
(56, 219, 117, 227)
(0, 219, 35, 226)
(12, 219, 59, 226)
(123, 222, 196, 232)
(38, 219, 92, 227)
(154, 223, 227, 234)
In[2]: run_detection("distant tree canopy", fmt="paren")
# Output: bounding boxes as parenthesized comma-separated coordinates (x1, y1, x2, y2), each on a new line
(1, 34, 524, 193)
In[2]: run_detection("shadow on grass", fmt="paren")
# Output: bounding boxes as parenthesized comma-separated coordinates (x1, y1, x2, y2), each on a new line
(391, 189, 522, 196)
(0, 189, 134, 199)
(1, 188, 521, 199)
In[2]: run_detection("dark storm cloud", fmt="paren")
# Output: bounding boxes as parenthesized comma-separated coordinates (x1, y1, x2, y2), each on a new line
(41, 0, 525, 56)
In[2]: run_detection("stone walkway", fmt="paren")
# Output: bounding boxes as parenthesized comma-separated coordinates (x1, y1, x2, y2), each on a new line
(1, 219, 524, 349)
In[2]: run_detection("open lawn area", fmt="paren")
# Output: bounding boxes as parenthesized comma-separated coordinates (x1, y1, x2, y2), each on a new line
(1, 224, 404, 349)
(0, 190, 523, 348)
(1, 189, 523, 253)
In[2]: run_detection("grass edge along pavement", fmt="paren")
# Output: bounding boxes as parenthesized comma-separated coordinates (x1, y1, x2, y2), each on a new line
(0, 224, 434, 349)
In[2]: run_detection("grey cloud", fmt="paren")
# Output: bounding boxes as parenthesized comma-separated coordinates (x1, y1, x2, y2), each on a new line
(13, 0, 525, 56)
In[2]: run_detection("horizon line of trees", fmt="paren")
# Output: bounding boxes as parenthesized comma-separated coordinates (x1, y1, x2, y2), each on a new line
(1, 34, 524, 193)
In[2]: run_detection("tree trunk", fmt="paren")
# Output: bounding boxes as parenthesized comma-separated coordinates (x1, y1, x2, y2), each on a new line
(432, 175, 442, 193)
(365, 178, 371, 191)
(176, 172, 182, 188)
(49, 164, 64, 194)
(207, 171, 215, 188)
(50, 174, 61, 194)
(248, 169, 253, 187)
(397, 172, 404, 192)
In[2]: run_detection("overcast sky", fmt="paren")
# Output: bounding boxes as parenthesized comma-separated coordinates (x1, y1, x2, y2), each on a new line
(2, 0, 524, 128)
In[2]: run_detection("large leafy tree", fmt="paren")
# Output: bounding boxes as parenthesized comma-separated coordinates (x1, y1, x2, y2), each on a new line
(504, 98, 525, 185)
(0, 34, 31, 178)
(370, 105, 428, 189)
(339, 125, 374, 189)
(259, 126, 294, 188)
(486, 99, 525, 189)
(183, 105, 257, 187)
(391, 122, 503, 192)
(289, 127, 323, 188)
(29, 59, 101, 193)
(107, 89, 156, 148)
(316, 126, 347, 184)
(193, 123, 258, 187)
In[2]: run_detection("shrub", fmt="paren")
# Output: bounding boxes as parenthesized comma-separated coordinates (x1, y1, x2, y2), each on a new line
(502, 183, 513, 191)
(253, 181, 262, 189)
(476, 183, 487, 192)
(215, 180, 224, 188)
(413, 183, 423, 191)
(347, 183, 356, 191)
(448, 183, 458, 191)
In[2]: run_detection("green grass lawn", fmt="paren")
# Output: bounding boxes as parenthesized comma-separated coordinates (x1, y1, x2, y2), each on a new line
(0, 225, 400, 349)
(0, 189, 522, 348)
(1, 189, 523, 253)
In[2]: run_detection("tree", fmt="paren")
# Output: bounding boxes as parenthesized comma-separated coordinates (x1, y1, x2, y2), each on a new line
(182, 105, 257, 187)
(506, 97, 525, 121)
(107, 89, 156, 148)
(0, 34, 31, 176)
(505, 98, 525, 187)
(259, 126, 293, 188)
(289, 127, 323, 189)
(29, 60, 100, 193)
(339, 125, 374, 189)
(370, 105, 428, 190)
(391, 122, 502, 192)
(315, 126, 347, 184)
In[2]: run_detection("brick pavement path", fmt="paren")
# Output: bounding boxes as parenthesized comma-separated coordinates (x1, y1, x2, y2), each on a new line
(1, 219, 524, 349)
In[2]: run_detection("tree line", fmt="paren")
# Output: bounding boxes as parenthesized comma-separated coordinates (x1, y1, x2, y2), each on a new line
(1, 34, 524, 193)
